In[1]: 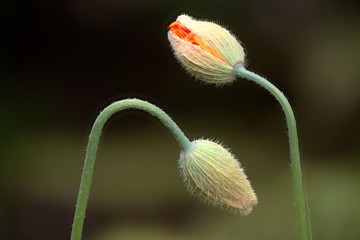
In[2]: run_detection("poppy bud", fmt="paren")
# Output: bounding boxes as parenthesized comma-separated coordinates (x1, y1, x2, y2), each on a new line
(168, 14, 245, 85)
(179, 139, 257, 215)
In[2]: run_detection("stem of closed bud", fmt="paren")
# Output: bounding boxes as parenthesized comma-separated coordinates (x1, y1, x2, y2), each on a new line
(70, 98, 255, 240)
(70, 99, 192, 240)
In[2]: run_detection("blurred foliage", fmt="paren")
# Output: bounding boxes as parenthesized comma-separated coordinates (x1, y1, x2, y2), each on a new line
(1, 123, 359, 239)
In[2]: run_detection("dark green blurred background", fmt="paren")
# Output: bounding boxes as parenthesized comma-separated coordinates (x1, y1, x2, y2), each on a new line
(1, 0, 360, 239)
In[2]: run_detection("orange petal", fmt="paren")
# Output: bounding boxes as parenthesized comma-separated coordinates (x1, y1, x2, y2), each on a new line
(169, 21, 227, 63)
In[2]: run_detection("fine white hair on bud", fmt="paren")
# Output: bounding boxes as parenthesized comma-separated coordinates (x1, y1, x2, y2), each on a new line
(178, 139, 257, 215)
(168, 14, 245, 85)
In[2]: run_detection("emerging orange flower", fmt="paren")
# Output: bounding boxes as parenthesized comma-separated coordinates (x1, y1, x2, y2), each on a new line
(168, 14, 245, 85)
(169, 21, 226, 63)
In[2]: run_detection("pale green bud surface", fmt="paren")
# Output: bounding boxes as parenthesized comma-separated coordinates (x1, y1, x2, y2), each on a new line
(179, 139, 257, 215)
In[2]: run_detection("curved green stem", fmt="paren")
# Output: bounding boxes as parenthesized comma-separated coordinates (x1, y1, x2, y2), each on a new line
(233, 64, 310, 240)
(70, 98, 193, 240)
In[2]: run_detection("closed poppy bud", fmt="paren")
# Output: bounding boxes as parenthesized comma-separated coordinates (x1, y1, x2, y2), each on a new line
(179, 139, 257, 215)
(168, 14, 245, 85)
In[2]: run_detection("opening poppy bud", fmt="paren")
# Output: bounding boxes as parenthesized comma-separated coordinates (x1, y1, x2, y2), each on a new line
(168, 14, 245, 85)
(179, 139, 257, 215)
